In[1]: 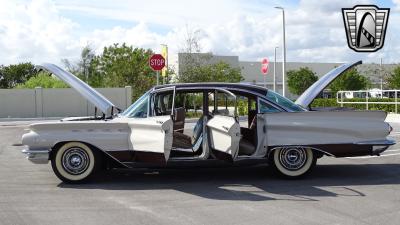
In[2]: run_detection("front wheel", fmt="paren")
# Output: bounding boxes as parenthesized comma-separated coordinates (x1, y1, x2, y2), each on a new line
(269, 147, 316, 178)
(51, 142, 101, 183)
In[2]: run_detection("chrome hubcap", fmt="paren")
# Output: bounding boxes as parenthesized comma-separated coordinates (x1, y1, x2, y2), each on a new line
(62, 147, 90, 175)
(278, 147, 307, 170)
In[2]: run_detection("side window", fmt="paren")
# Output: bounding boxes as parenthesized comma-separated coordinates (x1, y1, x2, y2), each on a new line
(259, 100, 281, 113)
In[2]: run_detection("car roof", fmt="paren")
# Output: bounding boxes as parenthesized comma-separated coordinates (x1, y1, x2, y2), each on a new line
(154, 82, 268, 96)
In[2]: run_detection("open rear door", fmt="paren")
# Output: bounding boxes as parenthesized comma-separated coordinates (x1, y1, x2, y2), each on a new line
(207, 89, 241, 161)
(128, 87, 175, 163)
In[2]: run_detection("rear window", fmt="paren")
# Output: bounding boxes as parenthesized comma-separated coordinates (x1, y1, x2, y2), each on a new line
(266, 90, 305, 112)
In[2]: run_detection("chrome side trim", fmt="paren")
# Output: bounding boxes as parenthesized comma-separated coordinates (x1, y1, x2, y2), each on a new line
(356, 139, 395, 155)
(355, 139, 396, 146)
(267, 146, 335, 158)
(22, 149, 49, 164)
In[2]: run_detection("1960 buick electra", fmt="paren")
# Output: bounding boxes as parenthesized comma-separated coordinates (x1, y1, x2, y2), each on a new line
(21, 60, 395, 183)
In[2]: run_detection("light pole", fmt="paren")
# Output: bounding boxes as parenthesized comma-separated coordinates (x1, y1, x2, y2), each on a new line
(380, 58, 383, 91)
(275, 6, 286, 97)
(274, 46, 279, 92)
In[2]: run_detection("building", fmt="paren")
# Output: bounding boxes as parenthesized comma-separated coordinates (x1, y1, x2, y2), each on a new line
(178, 53, 397, 99)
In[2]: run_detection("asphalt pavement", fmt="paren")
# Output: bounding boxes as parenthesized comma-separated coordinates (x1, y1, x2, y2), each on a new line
(0, 120, 399, 225)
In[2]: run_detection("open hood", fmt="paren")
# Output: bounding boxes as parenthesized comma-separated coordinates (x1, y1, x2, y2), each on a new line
(37, 63, 117, 115)
(295, 60, 362, 109)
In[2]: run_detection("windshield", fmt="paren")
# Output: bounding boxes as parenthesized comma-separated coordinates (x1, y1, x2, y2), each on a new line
(120, 91, 150, 118)
(266, 90, 305, 112)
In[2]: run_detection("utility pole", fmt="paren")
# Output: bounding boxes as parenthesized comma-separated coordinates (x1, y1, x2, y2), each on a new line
(380, 58, 383, 91)
(275, 6, 286, 97)
(274, 46, 279, 92)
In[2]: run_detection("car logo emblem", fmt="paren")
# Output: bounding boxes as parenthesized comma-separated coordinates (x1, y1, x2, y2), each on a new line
(342, 5, 390, 52)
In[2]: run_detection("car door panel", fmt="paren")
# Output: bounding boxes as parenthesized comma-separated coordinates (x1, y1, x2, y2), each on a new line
(128, 115, 173, 162)
(207, 115, 240, 160)
(254, 114, 268, 157)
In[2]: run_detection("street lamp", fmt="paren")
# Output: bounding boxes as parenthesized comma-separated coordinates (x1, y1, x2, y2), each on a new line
(274, 46, 279, 92)
(275, 6, 286, 97)
(380, 58, 383, 91)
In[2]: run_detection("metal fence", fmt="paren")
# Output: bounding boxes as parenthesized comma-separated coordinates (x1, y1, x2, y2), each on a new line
(337, 90, 400, 113)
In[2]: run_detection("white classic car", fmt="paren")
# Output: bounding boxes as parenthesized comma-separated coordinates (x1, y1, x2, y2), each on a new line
(22, 61, 395, 183)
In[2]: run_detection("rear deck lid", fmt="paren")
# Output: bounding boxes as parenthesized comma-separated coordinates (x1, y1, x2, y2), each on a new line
(295, 60, 362, 109)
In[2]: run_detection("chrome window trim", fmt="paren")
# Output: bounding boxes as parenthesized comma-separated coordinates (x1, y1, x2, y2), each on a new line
(149, 86, 176, 117)
(174, 85, 293, 112)
(213, 88, 238, 118)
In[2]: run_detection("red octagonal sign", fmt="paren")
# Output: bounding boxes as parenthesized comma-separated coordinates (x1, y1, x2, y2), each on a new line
(149, 54, 166, 71)
(261, 58, 269, 75)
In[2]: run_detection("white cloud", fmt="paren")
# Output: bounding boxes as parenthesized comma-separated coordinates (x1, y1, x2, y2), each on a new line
(0, 0, 399, 67)
(393, 0, 400, 11)
(0, 0, 80, 65)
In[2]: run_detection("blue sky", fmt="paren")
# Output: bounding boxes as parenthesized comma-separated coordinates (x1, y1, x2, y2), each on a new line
(1, 0, 400, 66)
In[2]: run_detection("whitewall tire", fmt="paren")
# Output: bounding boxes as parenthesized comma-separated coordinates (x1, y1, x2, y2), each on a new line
(269, 147, 316, 178)
(51, 142, 100, 183)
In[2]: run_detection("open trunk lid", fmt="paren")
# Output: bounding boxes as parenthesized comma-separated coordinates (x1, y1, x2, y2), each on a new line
(295, 60, 362, 109)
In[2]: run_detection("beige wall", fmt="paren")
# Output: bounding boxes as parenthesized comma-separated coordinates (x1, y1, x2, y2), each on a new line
(0, 87, 132, 118)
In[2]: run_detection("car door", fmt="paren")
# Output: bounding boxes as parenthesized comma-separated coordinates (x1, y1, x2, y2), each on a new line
(207, 89, 241, 161)
(127, 87, 175, 163)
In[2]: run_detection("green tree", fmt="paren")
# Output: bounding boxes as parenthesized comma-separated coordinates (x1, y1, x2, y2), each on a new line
(90, 43, 156, 100)
(386, 66, 400, 89)
(16, 71, 69, 88)
(62, 45, 96, 85)
(287, 67, 318, 95)
(176, 61, 243, 83)
(176, 26, 243, 83)
(329, 68, 369, 94)
(0, 62, 38, 88)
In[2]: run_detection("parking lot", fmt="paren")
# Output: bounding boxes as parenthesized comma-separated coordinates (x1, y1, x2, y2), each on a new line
(0, 120, 399, 225)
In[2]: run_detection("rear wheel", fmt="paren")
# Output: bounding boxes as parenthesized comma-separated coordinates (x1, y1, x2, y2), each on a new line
(51, 142, 101, 183)
(269, 147, 316, 178)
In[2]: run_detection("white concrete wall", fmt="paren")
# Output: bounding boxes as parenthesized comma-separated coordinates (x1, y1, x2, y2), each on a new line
(0, 86, 132, 118)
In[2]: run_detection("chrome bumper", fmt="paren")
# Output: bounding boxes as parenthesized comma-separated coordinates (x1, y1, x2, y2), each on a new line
(22, 149, 50, 164)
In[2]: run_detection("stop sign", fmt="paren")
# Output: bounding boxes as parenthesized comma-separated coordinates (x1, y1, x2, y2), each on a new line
(261, 58, 269, 75)
(149, 54, 166, 71)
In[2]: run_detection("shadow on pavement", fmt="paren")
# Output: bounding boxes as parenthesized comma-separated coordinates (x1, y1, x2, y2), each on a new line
(58, 163, 400, 202)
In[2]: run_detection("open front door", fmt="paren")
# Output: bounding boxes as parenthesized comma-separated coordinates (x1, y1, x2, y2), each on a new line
(128, 87, 175, 163)
(207, 89, 241, 161)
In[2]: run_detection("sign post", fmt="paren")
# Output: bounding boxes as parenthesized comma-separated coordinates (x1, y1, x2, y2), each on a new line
(161, 44, 168, 83)
(274, 47, 278, 92)
(261, 58, 269, 88)
(149, 54, 166, 85)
